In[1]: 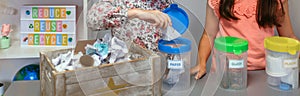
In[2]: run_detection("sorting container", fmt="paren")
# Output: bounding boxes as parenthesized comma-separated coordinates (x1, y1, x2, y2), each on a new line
(214, 36, 248, 90)
(158, 37, 191, 92)
(163, 4, 189, 34)
(264, 36, 299, 91)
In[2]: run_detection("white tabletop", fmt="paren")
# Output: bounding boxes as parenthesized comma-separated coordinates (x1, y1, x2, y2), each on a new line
(4, 71, 300, 96)
(4, 80, 40, 96)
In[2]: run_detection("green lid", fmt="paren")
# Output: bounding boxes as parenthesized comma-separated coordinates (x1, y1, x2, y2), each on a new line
(214, 36, 248, 55)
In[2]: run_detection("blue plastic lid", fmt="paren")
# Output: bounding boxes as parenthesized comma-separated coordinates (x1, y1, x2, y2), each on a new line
(163, 4, 189, 34)
(279, 83, 291, 91)
(158, 37, 191, 54)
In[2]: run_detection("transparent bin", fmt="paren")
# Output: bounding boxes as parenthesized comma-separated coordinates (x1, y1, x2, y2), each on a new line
(158, 37, 191, 93)
(214, 36, 248, 90)
(264, 36, 299, 91)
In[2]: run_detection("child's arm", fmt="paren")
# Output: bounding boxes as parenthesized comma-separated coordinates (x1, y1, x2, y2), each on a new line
(191, 2, 219, 80)
(277, 0, 299, 40)
(86, 0, 128, 31)
(277, 0, 300, 58)
(128, 9, 171, 29)
(87, 1, 171, 31)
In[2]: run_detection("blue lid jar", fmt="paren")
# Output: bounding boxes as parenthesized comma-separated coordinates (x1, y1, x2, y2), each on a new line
(158, 37, 191, 54)
(163, 4, 189, 34)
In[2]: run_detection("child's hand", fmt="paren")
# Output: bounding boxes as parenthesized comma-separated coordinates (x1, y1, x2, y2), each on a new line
(191, 62, 207, 80)
(129, 9, 171, 29)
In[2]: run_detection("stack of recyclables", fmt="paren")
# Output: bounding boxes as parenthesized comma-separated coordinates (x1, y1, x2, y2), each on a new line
(264, 36, 299, 91)
(214, 36, 248, 90)
(39, 40, 162, 96)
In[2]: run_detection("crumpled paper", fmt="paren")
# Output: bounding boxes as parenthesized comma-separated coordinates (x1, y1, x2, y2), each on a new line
(109, 36, 129, 63)
(164, 54, 185, 85)
(51, 33, 137, 72)
(161, 26, 182, 41)
(52, 51, 74, 72)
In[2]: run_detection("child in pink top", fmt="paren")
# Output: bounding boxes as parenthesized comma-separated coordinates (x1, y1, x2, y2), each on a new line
(191, 0, 299, 79)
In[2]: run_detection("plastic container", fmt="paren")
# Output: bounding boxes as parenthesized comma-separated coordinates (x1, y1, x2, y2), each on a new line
(0, 37, 10, 49)
(264, 36, 299, 91)
(158, 37, 191, 93)
(163, 4, 189, 34)
(214, 36, 248, 90)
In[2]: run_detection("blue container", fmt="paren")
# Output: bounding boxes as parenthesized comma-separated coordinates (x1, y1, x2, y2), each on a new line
(158, 37, 191, 54)
(159, 37, 191, 93)
(163, 4, 189, 35)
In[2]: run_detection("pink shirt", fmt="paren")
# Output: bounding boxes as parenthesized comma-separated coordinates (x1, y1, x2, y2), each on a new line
(209, 0, 284, 70)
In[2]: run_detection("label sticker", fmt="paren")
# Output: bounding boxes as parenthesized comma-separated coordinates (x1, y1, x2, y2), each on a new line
(229, 60, 244, 68)
(168, 60, 183, 69)
(283, 59, 298, 68)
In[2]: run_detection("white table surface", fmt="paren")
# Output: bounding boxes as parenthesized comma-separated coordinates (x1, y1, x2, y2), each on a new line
(4, 71, 300, 96)
(4, 80, 40, 96)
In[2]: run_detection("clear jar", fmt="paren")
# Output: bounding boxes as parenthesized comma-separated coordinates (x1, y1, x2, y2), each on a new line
(214, 36, 248, 90)
(265, 49, 299, 90)
(216, 50, 248, 90)
(264, 36, 299, 91)
(158, 38, 191, 93)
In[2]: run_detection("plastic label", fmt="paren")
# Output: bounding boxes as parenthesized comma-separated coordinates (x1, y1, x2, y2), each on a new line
(168, 60, 183, 69)
(283, 59, 298, 68)
(229, 60, 244, 68)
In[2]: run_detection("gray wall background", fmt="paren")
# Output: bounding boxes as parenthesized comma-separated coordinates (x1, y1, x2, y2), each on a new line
(289, 0, 300, 38)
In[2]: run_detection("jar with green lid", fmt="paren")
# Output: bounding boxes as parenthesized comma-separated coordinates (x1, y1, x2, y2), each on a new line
(214, 36, 248, 90)
(264, 36, 299, 91)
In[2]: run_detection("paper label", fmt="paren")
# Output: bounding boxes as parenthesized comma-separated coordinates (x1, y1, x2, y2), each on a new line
(229, 60, 244, 68)
(168, 60, 183, 69)
(283, 59, 298, 68)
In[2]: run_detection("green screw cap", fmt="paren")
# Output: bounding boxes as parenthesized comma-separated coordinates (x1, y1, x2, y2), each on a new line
(214, 36, 248, 55)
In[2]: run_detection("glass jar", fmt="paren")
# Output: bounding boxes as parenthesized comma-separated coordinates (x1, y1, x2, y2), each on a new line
(264, 36, 299, 91)
(158, 37, 191, 93)
(214, 36, 248, 90)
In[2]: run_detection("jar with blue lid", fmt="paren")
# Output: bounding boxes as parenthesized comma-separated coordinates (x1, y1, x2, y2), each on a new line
(158, 37, 191, 93)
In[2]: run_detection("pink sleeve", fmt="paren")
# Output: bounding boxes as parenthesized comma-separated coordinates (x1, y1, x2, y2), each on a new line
(208, 0, 220, 9)
(86, 0, 128, 31)
(208, 0, 220, 18)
